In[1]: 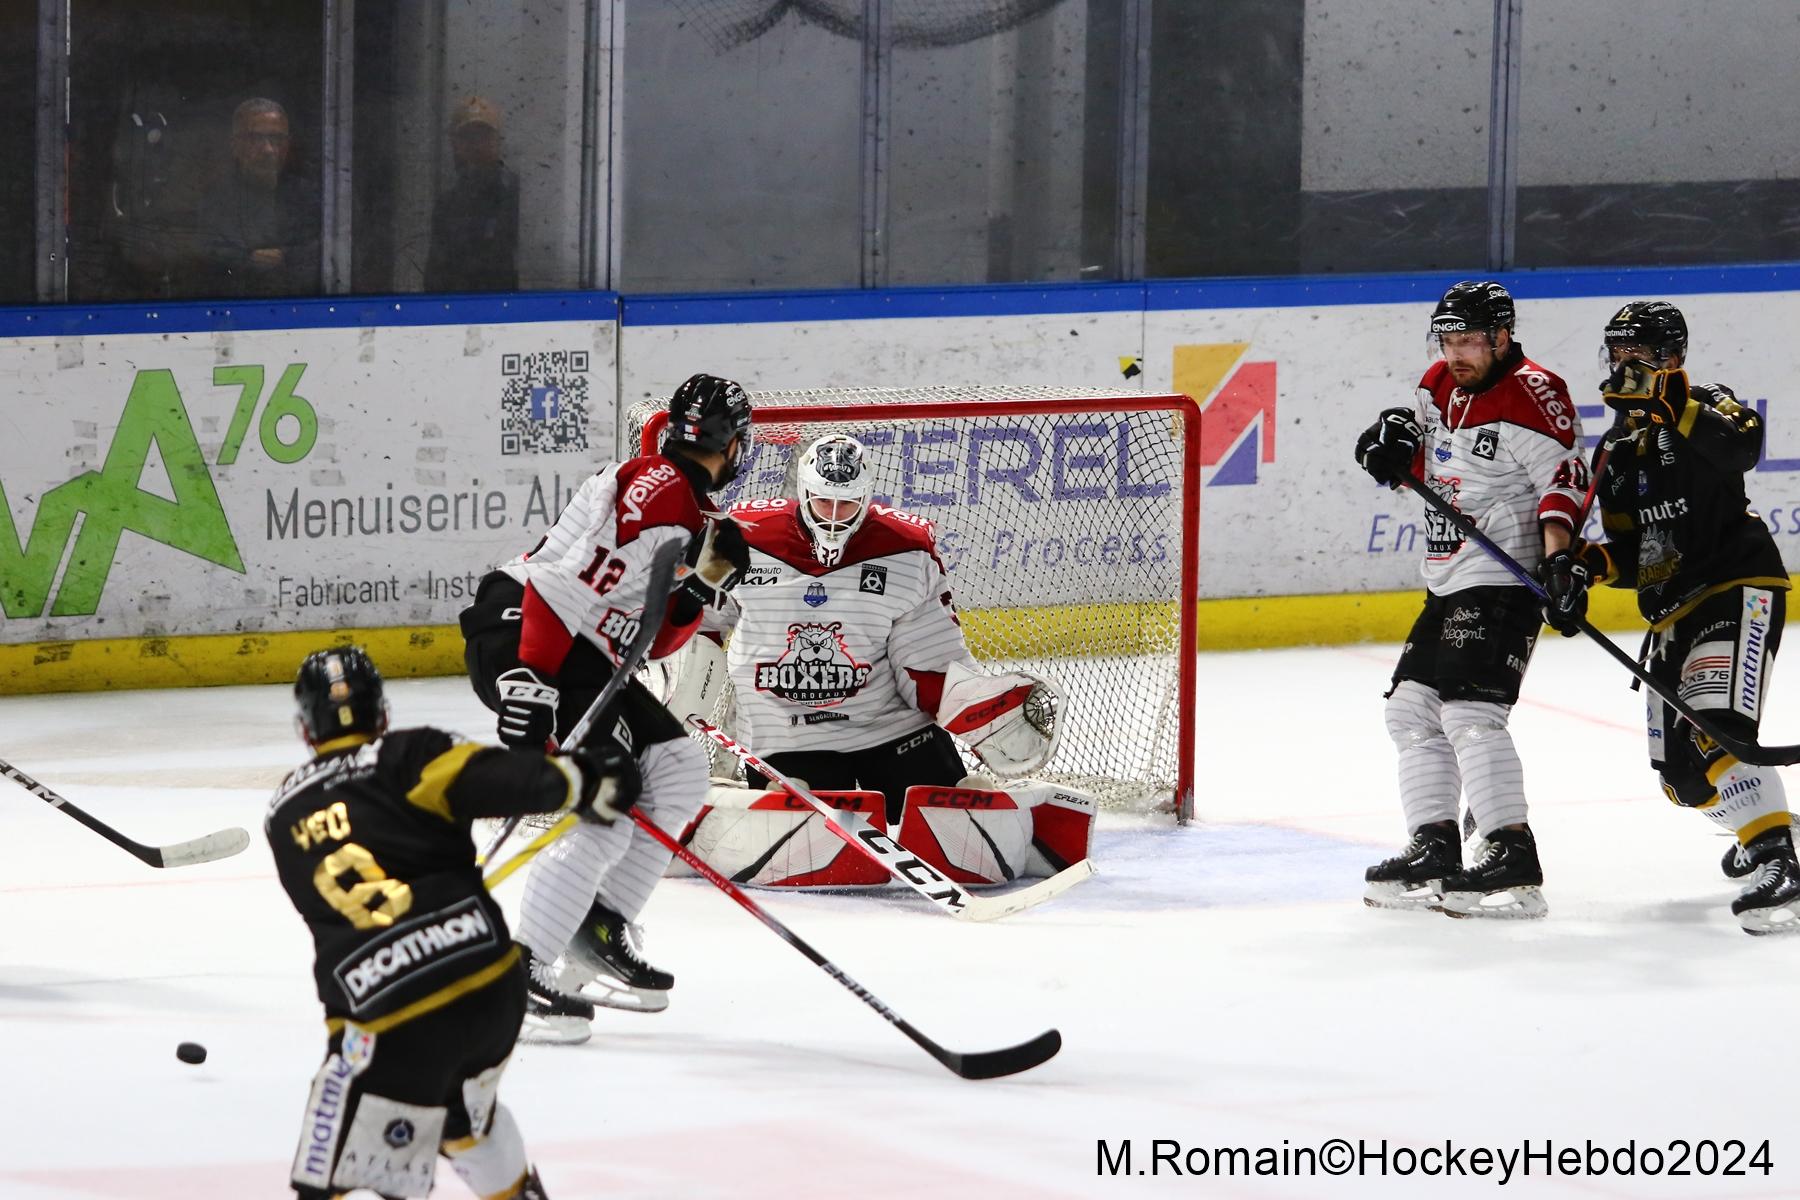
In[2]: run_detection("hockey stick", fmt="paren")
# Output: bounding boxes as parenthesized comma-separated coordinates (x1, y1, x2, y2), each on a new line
(692, 718, 1096, 921)
(1398, 470, 1800, 766)
(480, 537, 686, 876)
(0, 758, 250, 869)
(627, 805, 1061, 1079)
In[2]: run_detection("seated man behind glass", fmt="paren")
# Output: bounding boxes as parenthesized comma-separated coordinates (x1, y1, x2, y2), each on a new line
(193, 97, 320, 297)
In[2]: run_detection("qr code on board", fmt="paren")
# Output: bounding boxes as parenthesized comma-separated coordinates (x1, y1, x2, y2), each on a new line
(500, 350, 590, 454)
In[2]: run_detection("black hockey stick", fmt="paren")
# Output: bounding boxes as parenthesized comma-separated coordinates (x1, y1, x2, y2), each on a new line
(695, 718, 1094, 920)
(627, 805, 1061, 1079)
(480, 536, 687, 872)
(0, 758, 250, 868)
(1398, 470, 1800, 766)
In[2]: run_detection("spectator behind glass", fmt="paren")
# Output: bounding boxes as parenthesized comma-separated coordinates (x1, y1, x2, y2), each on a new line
(193, 97, 320, 297)
(425, 96, 520, 293)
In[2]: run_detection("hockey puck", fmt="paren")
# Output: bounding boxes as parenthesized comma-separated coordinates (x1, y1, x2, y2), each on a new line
(176, 1041, 207, 1065)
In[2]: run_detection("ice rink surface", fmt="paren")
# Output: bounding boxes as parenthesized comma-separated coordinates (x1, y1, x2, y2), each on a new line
(4, 634, 1799, 1198)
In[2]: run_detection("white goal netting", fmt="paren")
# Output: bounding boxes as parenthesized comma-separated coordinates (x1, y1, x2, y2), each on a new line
(630, 385, 1198, 814)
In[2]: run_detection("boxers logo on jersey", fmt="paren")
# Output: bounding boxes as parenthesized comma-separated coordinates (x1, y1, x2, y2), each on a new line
(1472, 429, 1498, 460)
(859, 564, 888, 595)
(755, 622, 874, 707)
(598, 607, 643, 656)
(333, 897, 500, 1010)
(803, 582, 829, 608)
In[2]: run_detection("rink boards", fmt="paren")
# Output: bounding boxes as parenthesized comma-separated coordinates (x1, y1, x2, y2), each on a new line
(1, 268, 1796, 690)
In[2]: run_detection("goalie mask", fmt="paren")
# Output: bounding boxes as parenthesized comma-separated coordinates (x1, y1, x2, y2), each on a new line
(294, 645, 388, 744)
(796, 434, 872, 566)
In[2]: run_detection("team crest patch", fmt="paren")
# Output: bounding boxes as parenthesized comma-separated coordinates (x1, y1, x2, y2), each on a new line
(803, 582, 829, 608)
(1472, 429, 1498, 460)
(1434, 443, 1452, 462)
(859, 564, 888, 595)
(755, 622, 873, 708)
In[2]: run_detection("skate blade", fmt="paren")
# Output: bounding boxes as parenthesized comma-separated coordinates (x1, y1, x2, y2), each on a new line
(1363, 879, 1444, 911)
(574, 973, 670, 1013)
(1438, 885, 1547, 920)
(1738, 902, 1800, 936)
(560, 960, 671, 1014)
(518, 1013, 592, 1045)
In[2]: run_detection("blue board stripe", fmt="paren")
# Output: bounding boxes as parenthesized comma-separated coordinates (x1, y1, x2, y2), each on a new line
(2, 261, 1796, 338)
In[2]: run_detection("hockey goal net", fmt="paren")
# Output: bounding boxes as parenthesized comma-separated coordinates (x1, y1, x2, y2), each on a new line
(629, 386, 1199, 819)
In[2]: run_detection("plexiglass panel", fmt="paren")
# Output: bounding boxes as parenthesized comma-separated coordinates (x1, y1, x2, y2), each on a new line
(1515, 0, 1800, 267)
(66, 0, 325, 301)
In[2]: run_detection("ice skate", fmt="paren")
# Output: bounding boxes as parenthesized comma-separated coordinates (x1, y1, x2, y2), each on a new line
(1722, 817, 1799, 880)
(1733, 829, 1800, 936)
(1364, 821, 1459, 911)
(517, 943, 594, 1044)
(1438, 826, 1547, 919)
(560, 899, 674, 1013)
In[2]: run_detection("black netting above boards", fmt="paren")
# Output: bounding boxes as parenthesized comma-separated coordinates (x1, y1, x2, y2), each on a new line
(669, 0, 1072, 52)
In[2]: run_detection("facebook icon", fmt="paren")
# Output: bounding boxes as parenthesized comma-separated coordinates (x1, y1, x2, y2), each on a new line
(530, 385, 561, 422)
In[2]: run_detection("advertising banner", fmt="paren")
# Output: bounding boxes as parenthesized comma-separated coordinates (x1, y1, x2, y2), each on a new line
(0, 319, 617, 647)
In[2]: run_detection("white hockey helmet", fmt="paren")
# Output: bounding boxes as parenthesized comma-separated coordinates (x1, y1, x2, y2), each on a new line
(796, 434, 872, 565)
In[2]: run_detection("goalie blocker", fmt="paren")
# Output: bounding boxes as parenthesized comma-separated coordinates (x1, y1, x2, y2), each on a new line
(678, 778, 1095, 888)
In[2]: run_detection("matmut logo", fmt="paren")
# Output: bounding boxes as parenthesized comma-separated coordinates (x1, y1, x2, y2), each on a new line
(1173, 343, 1277, 487)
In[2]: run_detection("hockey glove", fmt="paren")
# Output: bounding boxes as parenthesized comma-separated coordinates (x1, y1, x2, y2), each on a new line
(1601, 359, 1687, 429)
(1354, 408, 1424, 487)
(673, 518, 750, 622)
(565, 740, 641, 824)
(1538, 548, 1593, 637)
(495, 667, 559, 750)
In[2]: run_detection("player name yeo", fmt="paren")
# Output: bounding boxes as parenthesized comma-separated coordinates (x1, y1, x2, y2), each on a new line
(333, 896, 499, 1009)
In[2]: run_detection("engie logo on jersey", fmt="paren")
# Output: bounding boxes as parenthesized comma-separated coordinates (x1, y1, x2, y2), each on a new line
(755, 622, 873, 708)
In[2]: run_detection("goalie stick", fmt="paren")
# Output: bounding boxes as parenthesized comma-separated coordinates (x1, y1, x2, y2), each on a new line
(692, 718, 1096, 921)
(0, 758, 250, 869)
(479, 537, 686, 878)
(626, 805, 1061, 1079)
(1399, 469, 1800, 767)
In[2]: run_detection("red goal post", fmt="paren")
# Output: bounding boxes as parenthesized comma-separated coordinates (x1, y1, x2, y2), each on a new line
(631, 386, 1200, 821)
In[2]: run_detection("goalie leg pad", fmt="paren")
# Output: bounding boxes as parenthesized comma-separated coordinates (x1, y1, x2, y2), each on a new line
(898, 781, 1095, 884)
(680, 785, 892, 886)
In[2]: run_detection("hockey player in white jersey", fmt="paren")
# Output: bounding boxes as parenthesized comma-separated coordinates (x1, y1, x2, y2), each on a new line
(460, 374, 751, 1034)
(1354, 280, 1586, 919)
(705, 434, 1063, 829)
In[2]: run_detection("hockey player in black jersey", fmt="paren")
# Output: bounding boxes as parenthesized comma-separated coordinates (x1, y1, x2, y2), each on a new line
(269, 646, 639, 1198)
(1542, 301, 1800, 934)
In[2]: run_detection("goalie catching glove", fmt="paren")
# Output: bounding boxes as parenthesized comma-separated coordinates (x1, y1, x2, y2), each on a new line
(935, 661, 1063, 777)
(559, 739, 641, 825)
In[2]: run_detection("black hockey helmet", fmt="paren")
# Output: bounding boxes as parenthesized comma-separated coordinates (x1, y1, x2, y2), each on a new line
(1601, 300, 1687, 368)
(665, 373, 753, 486)
(1429, 280, 1516, 344)
(294, 645, 387, 744)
